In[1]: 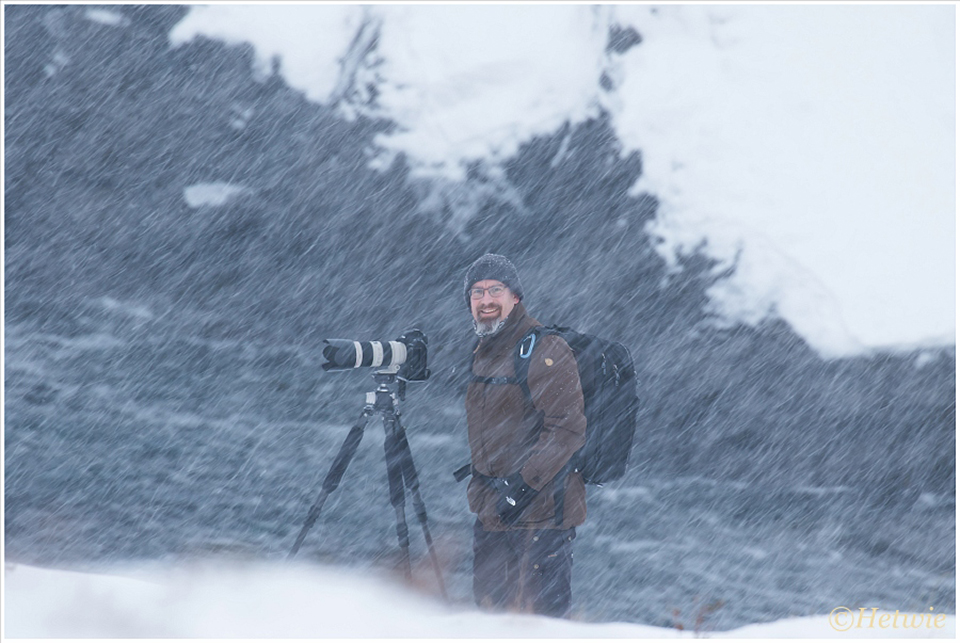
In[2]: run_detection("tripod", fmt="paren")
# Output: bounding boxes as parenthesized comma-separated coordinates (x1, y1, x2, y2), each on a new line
(288, 370, 447, 600)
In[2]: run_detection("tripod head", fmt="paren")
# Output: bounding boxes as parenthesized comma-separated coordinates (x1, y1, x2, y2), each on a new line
(368, 353, 429, 402)
(367, 369, 415, 405)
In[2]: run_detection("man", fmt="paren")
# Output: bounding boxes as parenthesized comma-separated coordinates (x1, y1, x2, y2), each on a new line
(462, 253, 587, 618)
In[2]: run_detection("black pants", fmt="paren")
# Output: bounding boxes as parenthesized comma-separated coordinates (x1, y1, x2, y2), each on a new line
(472, 519, 576, 618)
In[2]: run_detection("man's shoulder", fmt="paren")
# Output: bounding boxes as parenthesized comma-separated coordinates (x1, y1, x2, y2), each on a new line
(526, 332, 578, 372)
(533, 331, 573, 351)
(525, 326, 575, 353)
(524, 331, 583, 398)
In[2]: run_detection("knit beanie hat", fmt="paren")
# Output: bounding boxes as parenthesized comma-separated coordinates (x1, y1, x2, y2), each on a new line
(463, 253, 523, 308)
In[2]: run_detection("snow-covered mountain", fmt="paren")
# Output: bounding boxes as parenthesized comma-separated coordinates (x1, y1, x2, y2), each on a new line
(169, 3, 955, 358)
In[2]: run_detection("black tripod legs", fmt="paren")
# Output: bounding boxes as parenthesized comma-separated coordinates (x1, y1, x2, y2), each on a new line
(288, 401, 447, 601)
(289, 410, 371, 558)
(382, 414, 448, 599)
(383, 425, 413, 579)
(395, 426, 448, 600)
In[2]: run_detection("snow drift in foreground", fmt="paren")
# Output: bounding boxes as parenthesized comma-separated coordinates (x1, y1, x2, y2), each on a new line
(4, 562, 955, 638)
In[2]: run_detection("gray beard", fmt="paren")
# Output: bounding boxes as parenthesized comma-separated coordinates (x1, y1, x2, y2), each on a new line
(473, 318, 506, 337)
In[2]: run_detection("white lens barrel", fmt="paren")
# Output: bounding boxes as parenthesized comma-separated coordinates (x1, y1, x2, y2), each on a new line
(371, 341, 384, 367)
(353, 341, 363, 368)
(388, 341, 406, 367)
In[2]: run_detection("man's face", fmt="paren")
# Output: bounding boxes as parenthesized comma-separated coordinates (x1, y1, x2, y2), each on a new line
(470, 279, 519, 334)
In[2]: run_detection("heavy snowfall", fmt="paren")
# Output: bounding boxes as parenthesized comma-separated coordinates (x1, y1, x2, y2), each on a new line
(3, 3, 955, 638)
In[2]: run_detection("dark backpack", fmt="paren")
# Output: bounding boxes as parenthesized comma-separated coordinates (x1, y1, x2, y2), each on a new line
(514, 326, 639, 486)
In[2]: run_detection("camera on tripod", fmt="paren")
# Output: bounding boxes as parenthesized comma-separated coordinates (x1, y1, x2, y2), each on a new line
(292, 327, 447, 599)
(322, 329, 430, 382)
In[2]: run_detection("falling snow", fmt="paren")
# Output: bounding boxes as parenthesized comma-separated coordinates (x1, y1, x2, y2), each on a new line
(4, 3, 955, 636)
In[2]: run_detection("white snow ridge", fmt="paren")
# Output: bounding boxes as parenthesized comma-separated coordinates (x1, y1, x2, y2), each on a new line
(3, 562, 955, 638)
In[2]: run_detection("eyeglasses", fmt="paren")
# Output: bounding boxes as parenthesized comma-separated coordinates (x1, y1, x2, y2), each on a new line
(469, 285, 508, 299)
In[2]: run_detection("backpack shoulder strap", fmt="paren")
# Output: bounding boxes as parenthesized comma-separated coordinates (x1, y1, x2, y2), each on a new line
(513, 326, 544, 402)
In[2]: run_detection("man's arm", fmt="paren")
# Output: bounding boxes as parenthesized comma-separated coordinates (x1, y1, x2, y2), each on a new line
(518, 335, 587, 490)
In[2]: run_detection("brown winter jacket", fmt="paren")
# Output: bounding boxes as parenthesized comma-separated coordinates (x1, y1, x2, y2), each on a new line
(466, 302, 587, 530)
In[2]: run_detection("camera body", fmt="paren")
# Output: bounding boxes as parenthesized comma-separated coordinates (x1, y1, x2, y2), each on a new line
(322, 329, 430, 382)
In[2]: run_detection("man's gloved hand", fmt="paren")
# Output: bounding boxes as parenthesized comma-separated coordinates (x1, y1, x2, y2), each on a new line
(495, 472, 538, 526)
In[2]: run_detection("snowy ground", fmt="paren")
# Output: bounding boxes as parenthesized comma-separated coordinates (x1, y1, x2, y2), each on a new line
(4, 562, 955, 638)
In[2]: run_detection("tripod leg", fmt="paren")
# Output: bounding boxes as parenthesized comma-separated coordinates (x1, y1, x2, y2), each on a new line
(395, 425, 449, 600)
(383, 417, 412, 580)
(289, 410, 371, 558)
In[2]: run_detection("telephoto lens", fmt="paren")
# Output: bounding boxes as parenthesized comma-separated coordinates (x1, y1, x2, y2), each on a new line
(321, 339, 408, 371)
(321, 329, 430, 381)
